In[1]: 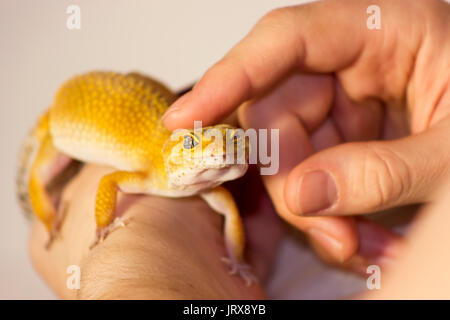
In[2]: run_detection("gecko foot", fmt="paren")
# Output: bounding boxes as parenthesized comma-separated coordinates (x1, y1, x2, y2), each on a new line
(221, 257, 258, 286)
(89, 216, 130, 249)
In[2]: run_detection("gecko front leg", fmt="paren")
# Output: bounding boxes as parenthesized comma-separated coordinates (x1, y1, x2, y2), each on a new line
(91, 171, 147, 248)
(201, 186, 257, 286)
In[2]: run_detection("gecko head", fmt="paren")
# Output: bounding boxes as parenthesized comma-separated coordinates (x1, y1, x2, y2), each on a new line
(162, 124, 249, 192)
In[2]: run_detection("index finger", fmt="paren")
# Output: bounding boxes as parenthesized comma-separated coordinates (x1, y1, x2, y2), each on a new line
(163, 0, 377, 130)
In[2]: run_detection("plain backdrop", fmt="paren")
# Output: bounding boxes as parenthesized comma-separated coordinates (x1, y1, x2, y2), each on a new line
(0, 0, 365, 299)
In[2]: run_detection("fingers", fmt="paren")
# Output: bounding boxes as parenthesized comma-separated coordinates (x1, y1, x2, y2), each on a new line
(331, 80, 384, 142)
(356, 218, 402, 262)
(285, 117, 450, 216)
(238, 75, 360, 263)
(308, 217, 402, 275)
(163, 0, 403, 130)
(297, 216, 359, 263)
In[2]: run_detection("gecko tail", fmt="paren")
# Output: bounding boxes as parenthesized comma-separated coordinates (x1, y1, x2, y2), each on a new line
(16, 124, 39, 220)
(16, 110, 84, 222)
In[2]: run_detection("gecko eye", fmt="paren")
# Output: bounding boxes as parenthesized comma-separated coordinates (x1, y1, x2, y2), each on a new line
(227, 129, 240, 143)
(183, 134, 198, 149)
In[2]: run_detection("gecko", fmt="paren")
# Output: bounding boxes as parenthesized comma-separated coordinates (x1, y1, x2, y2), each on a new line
(16, 71, 256, 285)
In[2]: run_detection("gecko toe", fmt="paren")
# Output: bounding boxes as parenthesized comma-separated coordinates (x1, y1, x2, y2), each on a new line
(89, 216, 130, 250)
(221, 257, 258, 286)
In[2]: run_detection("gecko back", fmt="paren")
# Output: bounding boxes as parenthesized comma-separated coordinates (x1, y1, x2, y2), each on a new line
(50, 71, 176, 172)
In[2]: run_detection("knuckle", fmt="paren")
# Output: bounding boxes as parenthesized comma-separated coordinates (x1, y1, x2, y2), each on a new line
(365, 144, 412, 208)
(260, 7, 293, 26)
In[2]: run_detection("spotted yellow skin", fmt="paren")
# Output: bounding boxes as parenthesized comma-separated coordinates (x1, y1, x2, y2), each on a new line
(51, 72, 175, 183)
(18, 71, 255, 284)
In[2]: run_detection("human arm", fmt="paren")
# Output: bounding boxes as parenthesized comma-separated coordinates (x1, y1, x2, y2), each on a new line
(29, 165, 281, 299)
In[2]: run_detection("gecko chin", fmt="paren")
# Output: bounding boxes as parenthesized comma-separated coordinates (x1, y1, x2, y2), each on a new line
(167, 162, 248, 194)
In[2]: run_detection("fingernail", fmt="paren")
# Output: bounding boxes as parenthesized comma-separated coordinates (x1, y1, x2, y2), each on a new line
(307, 228, 345, 262)
(162, 91, 192, 122)
(296, 170, 337, 215)
(161, 106, 180, 122)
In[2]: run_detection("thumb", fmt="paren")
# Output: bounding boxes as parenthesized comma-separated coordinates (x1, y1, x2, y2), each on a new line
(285, 120, 450, 216)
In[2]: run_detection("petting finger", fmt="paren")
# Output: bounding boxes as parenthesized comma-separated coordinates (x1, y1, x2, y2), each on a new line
(163, 0, 420, 130)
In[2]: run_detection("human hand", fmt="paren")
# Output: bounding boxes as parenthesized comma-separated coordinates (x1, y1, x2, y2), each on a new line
(29, 165, 282, 299)
(162, 0, 450, 270)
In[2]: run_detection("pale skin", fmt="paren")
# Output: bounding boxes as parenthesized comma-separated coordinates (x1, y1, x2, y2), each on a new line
(29, 165, 282, 299)
(30, 0, 450, 298)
